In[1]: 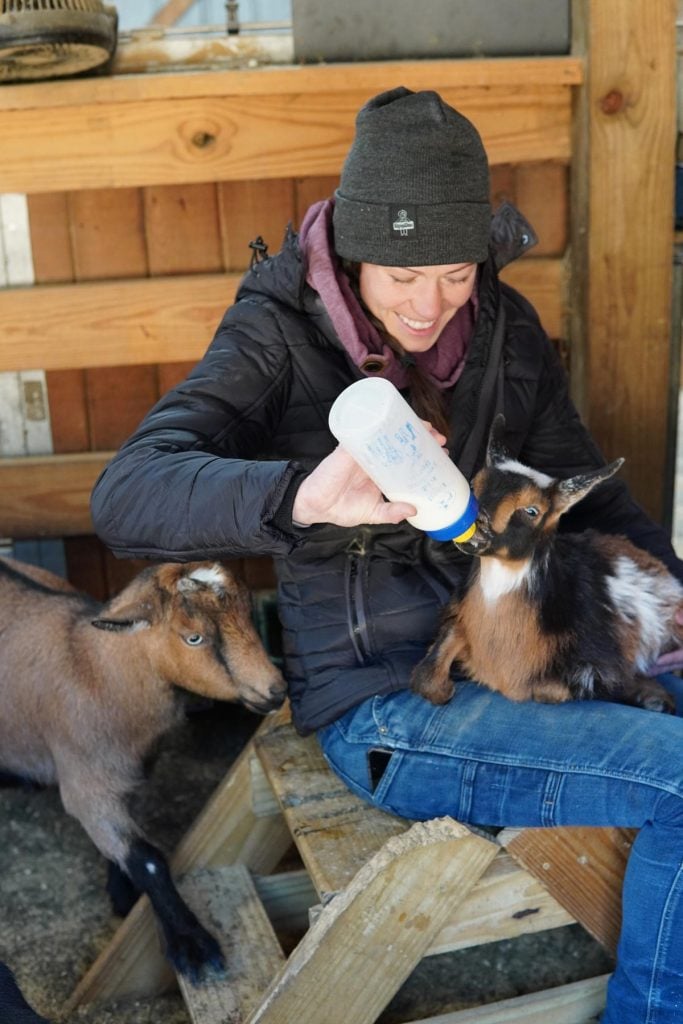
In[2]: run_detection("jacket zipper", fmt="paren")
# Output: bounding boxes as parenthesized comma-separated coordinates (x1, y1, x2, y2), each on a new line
(344, 532, 372, 663)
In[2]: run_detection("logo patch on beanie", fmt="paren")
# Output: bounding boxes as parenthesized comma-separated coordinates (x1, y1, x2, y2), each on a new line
(390, 206, 417, 238)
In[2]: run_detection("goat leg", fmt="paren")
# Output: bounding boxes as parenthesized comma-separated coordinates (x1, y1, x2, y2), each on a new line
(106, 860, 141, 917)
(125, 838, 225, 981)
(411, 607, 466, 705)
(59, 769, 225, 981)
(618, 674, 676, 715)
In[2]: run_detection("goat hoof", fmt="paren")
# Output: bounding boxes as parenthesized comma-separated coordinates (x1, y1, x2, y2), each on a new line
(167, 925, 226, 983)
(636, 690, 676, 715)
(623, 677, 677, 715)
(411, 670, 455, 705)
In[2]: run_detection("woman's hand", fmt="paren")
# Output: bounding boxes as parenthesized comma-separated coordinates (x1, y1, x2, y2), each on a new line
(292, 445, 417, 528)
(649, 606, 683, 674)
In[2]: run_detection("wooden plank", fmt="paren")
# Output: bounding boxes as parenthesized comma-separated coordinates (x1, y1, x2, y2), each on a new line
(145, 183, 224, 275)
(68, 188, 148, 280)
(0, 84, 575, 193)
(408, 974, 609, 1024)
(293, 175, 339, 226)
(428, 849, 574, 955)
(0, 452, 111, 538)
(254, 718, 408, 901)
(514, 162, 568, 256)
(569, 0, 677, 522)
(245, 819, 498, 1024)
(65, 719, 292, 1010)
(0, 257, 563, 372)
(500, 825, 634, 954)
(499, 256, 565, 338)
(256, 718, 574, 950)
(26, 192, 74, 283)
(149, 0, 197, 27)
(217, 179, 295, 270)
(0, 59, 584, 112)
(177, 865, 285, 1024)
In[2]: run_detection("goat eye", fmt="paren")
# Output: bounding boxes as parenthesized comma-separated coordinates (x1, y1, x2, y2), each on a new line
(184, 633, 204, 646)
(524, 506, 540, 518)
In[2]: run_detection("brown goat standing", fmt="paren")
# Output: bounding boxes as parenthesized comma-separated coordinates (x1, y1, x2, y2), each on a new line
(412, 416, 683, 713)
(0, 556, 286, 981)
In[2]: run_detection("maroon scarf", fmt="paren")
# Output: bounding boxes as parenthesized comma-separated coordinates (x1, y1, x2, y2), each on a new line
(299, 198, 477, 390)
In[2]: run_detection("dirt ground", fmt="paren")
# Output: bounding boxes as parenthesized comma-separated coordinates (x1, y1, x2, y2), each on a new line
(0, 699, 613, 1024)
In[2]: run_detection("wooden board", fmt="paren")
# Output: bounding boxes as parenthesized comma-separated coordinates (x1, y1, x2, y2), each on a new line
(408, 974, 609, 1024)
(0, 60, 580, 193)
(501, 825, 633, 954)
(0, 257, 562, 374)
(177, 865, 285, 1024)
(0, 452, 111, 538)
(569, 0, 677, 522)
(245, 818, 498, 1024)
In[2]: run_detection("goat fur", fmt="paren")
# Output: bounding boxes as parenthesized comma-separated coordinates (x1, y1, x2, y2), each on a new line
(0, 556, 286, 979)
(412, 417, 683, 713)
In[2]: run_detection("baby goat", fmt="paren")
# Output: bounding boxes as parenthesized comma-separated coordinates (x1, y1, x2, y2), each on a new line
(0, 557, 286, 981)
(412, 416, 682, 713)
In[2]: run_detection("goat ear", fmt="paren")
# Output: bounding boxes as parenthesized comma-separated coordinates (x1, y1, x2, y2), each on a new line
(91, 589, 158, 632)
(486, 414, 512, 467)
(554, 458, 624, 516)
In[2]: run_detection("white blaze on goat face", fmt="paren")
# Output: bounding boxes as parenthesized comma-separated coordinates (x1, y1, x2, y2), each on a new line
(607, 556, 683, 670)
(187, 564, 226, 592)
(495, 459, 555, 490)
(479, 558, 532, 604)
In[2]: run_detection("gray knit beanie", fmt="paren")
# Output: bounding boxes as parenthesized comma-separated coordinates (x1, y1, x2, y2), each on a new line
(333, 86, 491, 267)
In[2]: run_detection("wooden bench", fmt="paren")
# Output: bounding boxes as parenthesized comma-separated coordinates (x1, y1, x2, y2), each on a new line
(62, 703, 630, 1023)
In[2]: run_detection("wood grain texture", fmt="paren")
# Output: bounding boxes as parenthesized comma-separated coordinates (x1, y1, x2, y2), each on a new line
(0, 257, 563, 374)
(501, 825, 634, 954)
(217, 179, 295, 270)
(177, 866, 284, 1024)
(246, 818, 498, 1024)
(0, 452, 111, 537)
(570, 0, 677, 521)
(406, 974, 608, 1024)
(0, 82, 576, 193)
(0, 59, 584, 112)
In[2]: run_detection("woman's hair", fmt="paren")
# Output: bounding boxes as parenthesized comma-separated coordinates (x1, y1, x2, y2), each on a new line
(342, 260, 450, 439)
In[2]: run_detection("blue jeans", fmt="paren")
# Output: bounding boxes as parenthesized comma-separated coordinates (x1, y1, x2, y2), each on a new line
(318, 676, 683, 1024)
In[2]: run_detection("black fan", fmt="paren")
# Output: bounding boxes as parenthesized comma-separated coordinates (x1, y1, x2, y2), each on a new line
(0, 0, 118, 82)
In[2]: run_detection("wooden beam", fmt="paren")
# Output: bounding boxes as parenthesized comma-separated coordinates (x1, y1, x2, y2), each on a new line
(149, 0, 198, 27)
(0, 59, 584, 111)
(0, 258, 563, 374)
(408, 974, 609, 1024)
(176, 866, 285, 1024)
(0, 61, 581, 193)
(501, 825, 633, 955)
(0, 452, 112, 538)
(245, 819, 498, 1024)
(569, 0, 677, 523)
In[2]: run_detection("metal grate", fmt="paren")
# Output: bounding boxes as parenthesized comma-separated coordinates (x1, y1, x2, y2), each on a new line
(1, 0, 106, 13)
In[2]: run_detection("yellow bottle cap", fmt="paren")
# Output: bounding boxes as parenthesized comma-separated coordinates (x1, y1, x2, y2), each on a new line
(453, 522, 476, 544)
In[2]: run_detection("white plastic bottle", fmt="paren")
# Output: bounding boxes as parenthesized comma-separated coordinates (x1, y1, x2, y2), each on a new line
(328, 377, 478, 542)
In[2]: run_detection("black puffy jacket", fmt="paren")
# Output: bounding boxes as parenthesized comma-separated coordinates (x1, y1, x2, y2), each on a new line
(91, 226, 682, 734)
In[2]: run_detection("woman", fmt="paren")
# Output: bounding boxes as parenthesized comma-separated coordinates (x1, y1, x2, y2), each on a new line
(91, 87, 683, 1022)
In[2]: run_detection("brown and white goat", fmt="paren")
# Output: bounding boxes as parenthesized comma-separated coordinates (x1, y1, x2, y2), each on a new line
(0, 556, 286, 981)
(412, 416, 683, 713)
